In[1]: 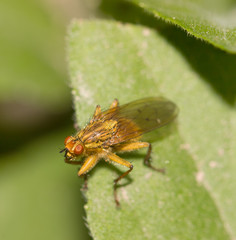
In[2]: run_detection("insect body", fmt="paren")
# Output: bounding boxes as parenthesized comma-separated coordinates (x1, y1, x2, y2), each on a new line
(61, 97, 178, 206)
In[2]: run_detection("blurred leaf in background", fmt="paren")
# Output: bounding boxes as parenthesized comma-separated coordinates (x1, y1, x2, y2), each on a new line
(0, 0, 100, 152)
(0, 128, 90, 240)
(0, 0, 68, 151)
(0, 0, 98, 239)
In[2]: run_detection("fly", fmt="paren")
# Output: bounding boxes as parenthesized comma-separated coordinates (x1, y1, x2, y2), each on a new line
(60, 97, 179, 206)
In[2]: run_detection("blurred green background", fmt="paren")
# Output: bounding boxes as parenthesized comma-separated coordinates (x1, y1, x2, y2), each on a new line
(0, 0, 98, 239)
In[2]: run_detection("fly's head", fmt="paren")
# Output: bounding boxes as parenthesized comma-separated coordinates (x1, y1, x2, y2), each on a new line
(60, 136, 84, 160)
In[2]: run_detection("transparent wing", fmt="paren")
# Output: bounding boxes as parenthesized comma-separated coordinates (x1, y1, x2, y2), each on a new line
(95, 97, 179, 145)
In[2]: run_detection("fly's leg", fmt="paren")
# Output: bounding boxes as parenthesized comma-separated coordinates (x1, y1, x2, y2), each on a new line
(78, 155, 99, 176)
(110, 99, 119, 108)
(106, 152, 133, 207)
(144, 143, 165, 173)
(113, 166, 133, 206)
(77, 155, 99, 191)
(81, 174, 88, 191)
(115, 141, 165, 173)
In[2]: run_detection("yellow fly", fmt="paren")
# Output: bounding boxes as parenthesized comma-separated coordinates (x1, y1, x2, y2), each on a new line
(61, 97, 178, 206)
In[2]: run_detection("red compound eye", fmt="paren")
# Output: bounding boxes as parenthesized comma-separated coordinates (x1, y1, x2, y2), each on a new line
(74, 144, 84, 155)
(64, 136, 72, 145)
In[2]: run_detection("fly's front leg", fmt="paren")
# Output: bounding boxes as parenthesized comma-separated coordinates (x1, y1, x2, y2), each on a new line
(78, 155, 99, 176)
(81, 174, 88, 191)
(106, 152, 133, 207)
(78, 155, 100, 191)
(114, 141, 165, 173)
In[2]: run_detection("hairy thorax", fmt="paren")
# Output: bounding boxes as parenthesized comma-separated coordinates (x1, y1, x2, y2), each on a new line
(78, 119, 118, 149)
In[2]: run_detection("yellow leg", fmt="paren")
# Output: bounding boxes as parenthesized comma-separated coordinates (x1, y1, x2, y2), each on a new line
(110, 98, 119, 109)
(114, 141, 165, 173)
(106, 152, 133, 207)
(78, 155, 99, 176)
(114, 141, 149, 152)
(107, 152, 132, 169)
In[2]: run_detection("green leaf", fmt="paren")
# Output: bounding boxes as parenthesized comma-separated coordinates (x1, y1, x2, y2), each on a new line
(122, 0, 236, 53)
(67, 20, 236, 239)
(0, 127, 91, 240)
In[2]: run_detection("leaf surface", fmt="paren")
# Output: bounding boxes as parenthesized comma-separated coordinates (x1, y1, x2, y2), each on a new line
(67, 20, 236, 239)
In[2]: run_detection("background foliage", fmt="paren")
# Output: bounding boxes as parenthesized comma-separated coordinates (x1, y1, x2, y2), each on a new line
(0, 0, 235, 240)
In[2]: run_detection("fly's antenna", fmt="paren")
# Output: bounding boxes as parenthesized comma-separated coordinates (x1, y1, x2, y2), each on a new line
(59, 148, 66, 153)
(60, 148, 69, 158)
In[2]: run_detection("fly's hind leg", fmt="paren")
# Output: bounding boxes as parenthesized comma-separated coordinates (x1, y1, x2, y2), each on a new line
(114, 141, 165, 173)
(106, 152, 133, 207)
(144, 143, 165, 173)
